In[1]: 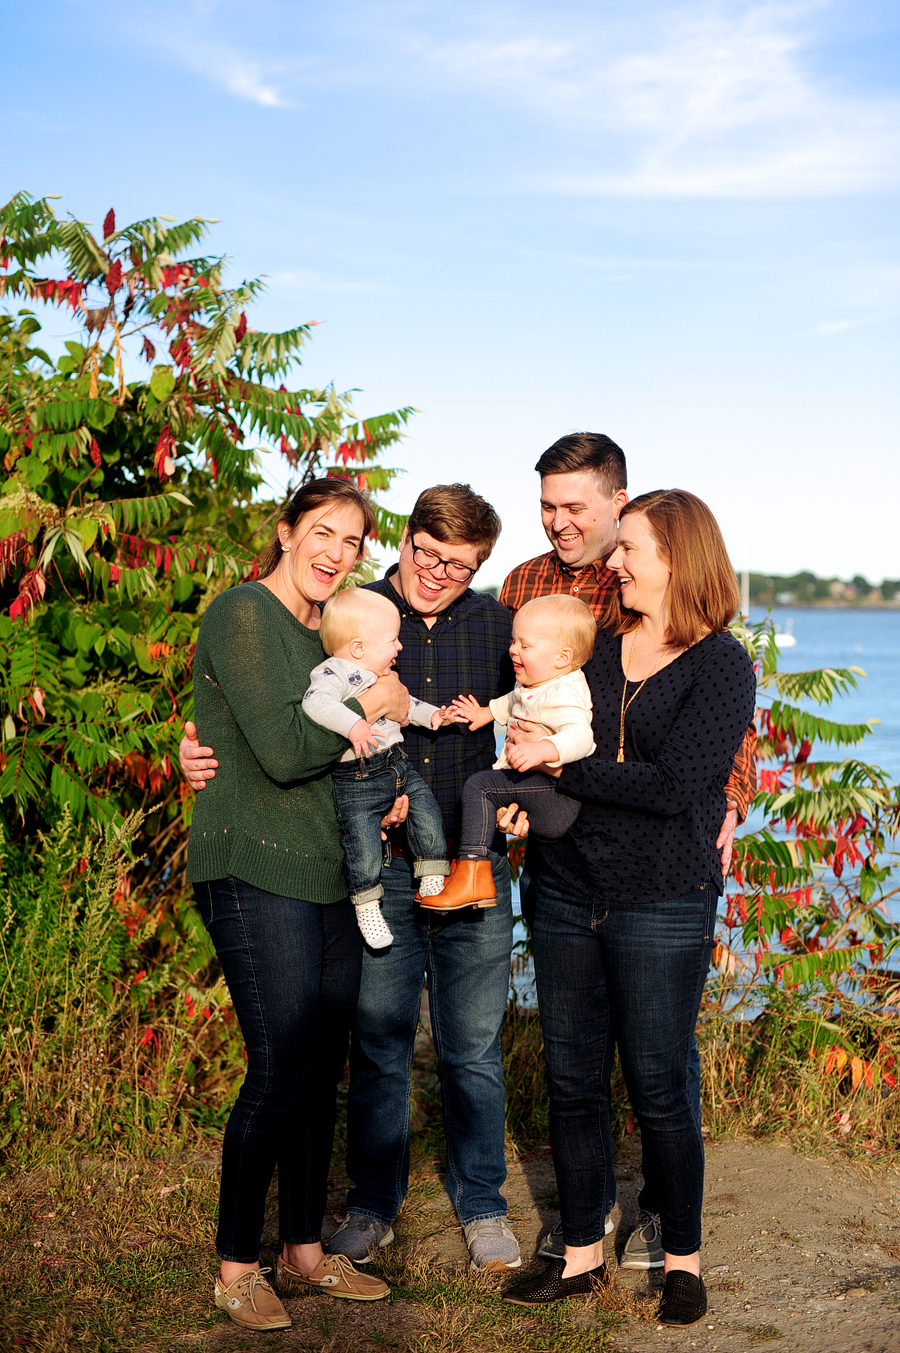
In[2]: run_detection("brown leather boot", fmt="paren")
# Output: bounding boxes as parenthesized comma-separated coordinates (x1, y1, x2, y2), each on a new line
(416, 858, 497, 912)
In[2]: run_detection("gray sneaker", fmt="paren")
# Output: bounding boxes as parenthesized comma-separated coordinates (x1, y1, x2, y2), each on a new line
(463, 1217, 522, 1272)
(619, 1210, 664, 1269)
(537, 1213, 614, 1259)
(327, 1212, 395, 1264)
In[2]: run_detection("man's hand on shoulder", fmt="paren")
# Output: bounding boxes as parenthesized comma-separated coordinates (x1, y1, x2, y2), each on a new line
(180, 720, 218, 791)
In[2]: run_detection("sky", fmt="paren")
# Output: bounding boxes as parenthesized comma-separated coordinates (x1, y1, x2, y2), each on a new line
(4, 0, 899, 590)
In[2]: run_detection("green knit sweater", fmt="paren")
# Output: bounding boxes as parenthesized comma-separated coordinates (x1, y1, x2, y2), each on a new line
(186, 582, 363, 903)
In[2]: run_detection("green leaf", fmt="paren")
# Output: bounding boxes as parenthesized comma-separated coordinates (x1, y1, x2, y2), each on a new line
(149, 365, 176, 401)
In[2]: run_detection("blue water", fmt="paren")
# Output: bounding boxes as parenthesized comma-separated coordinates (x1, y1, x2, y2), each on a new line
(751, 607, 900, 783)
(510, 608, 900, 996)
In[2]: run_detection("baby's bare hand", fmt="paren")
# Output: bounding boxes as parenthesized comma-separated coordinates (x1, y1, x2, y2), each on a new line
(348, 718, 380, 758)
(452, 694, 491, 729)
(431, 705, 464, 729)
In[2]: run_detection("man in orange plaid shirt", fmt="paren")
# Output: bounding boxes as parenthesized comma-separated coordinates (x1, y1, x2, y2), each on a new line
(499, 432, 756, 1271)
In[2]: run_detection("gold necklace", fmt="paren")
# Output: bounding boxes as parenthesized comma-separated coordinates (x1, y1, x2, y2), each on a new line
(617, 629, 667, 763)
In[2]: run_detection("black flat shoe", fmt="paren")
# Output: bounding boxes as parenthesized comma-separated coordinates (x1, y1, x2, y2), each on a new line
(657, 1270, 707, 1326)
(503, 1257, 609, 1306)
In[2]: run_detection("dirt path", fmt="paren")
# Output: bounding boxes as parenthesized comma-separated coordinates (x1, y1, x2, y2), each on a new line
(189, 1136, 900, 1353)
(499, 1139, 900, 1353)
(190, 998, 900, 1353)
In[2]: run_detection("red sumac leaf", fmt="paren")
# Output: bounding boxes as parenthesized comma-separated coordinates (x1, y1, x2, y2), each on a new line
(154, 425, 176, 480)
(142, 337, 157, 363)
(106, 260, 123, 296)
(103, 209, 116, 240)
(90, 439, 102, 468)
(234, 311, 247, 343)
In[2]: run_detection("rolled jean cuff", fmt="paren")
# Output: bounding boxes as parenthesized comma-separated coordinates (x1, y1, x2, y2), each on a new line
(351, 884, 384, 907)
(412, 859, 451, 878)
(461, 1209, 507, 1226)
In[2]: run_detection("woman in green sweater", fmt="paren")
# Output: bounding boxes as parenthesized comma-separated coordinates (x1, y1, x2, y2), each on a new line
(188, 478, 405, 1330)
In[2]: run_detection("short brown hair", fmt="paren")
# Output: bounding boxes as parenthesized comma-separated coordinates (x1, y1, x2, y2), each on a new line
(603, 490, 740, 648)
(515, 595, 597, 668)
(319, 587, 398, 656)
(535, 433, 627, 498)
(406, 483, 501, 565)
(258, 476, 375, 578)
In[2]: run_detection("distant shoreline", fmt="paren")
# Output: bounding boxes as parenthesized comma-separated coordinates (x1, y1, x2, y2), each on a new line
(750, 603, 900, 613)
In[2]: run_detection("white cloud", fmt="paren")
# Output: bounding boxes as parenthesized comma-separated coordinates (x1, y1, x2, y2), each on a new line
(184, 44, 297, 107)
(810, 314, 896, 337)
(415, 3, 900, 197)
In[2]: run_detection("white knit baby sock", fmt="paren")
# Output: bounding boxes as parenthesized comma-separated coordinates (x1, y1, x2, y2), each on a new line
(355, 900, 394, 948)
(418, 875, 445, 896)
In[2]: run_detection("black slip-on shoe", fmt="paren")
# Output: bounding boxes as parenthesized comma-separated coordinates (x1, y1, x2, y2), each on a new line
(503, 1257, 608, 1306)
(657, 1270, 708, 1326)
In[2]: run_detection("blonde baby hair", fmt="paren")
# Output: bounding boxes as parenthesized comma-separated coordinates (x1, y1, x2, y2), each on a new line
(516, 594, 597, 669)
(319, 587, 398, 657)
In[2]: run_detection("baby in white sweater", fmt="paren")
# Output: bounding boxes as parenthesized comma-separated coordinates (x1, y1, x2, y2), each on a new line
(419, 594, 597, 912)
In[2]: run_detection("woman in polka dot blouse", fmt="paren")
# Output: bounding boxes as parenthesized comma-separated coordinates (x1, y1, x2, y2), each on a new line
(502, 490, 756, 1326)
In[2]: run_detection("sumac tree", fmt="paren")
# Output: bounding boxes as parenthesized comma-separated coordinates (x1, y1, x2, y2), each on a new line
(0, 192, 412, 927)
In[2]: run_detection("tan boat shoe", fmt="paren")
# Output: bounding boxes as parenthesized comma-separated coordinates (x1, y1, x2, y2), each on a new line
(214, 1266, 291, 1330)
(277, 1251, 390, 1301)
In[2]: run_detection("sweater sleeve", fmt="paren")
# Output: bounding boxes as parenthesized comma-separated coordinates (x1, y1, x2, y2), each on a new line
(558, 638, 756, 817)
(200, 590, 362, 784)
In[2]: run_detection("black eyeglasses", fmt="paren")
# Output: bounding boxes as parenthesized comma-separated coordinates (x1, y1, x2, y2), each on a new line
(410, 537, 478, 583)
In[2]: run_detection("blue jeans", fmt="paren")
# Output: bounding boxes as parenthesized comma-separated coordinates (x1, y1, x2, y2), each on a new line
(459, 768, 581, 856)
(517, 843, 703, 1222)
(194, 878, 362, 1263)
(532, 862, 714, 1256)
(345, 847, 514, 1225)
(331, 745, 449, 904)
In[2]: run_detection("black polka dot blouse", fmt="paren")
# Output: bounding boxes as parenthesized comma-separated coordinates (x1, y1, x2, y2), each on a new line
(543, 627, 757, 904)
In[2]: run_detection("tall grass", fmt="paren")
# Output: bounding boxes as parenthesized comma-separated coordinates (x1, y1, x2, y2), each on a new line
(2, 811, 897, 1169)
(0, 811, 241, 1156)
(500, 981, 900, 1162)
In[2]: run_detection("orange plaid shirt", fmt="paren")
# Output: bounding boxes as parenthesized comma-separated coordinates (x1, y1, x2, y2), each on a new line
(499, 551, 757, 822)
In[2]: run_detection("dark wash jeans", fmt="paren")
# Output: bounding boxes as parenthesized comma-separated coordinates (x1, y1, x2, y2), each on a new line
(193, 878, 362, 1263)
(459, 767, 581, 857)
(532, 862, 715, 1256)
(331, 745, 448, 904)
(345, 847, 513, 1225)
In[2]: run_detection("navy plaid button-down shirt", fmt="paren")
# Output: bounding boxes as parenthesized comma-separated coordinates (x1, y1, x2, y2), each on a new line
(364, 567, 514, 838)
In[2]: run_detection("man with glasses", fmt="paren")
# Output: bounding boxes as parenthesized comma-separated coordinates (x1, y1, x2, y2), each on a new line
(327, 484, 522, 1272)
(179, 484, 523, 1273)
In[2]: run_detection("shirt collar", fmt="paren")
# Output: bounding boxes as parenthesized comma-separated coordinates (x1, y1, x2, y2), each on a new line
(552, 552, 611, 582)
